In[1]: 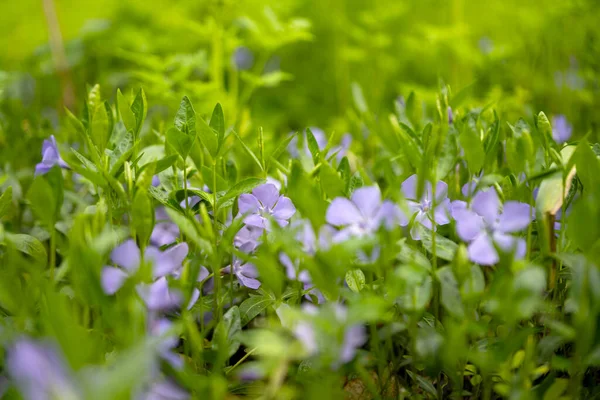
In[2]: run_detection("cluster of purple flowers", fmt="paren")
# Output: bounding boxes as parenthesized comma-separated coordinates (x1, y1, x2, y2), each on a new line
(324, 174, 531, 265)
(229, 183, 297, 289)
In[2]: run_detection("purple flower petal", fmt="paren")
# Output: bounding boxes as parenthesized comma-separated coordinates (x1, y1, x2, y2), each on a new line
(377, 200, 407, 227)
(351, 186, 381, 219)
(493, 232, 527, 260)
(433, 198, 451, 225)
(471, 189, 500, 226)
(401, 174, 418, 200)
(150, 243, 189, 278)
(137, 278, 182, 311)
(326, 198, 362, 226)
(272, 196, 296, 220)
(238, 194, 261, 215)
(294, 322, 317, 355)
(101, 266, 129, 295)
(497, 201, 531, 233)
(455, 209, 485, 242)
(552, 115, 572, 144)
(140, 379, 189, 400)
(7, 339, 79, 400)
(252, 184, 280, 209)
(339, 324, 367, 363)
(434, 180, 449, 203)
(468, 233, 498, 265)
(111, 239, 141, 272)
(236, 272, 261, 289)
(451, 200, 467, 219)
(243, 214, 266, 229)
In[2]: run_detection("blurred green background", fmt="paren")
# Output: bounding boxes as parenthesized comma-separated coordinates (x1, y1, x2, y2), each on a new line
(1, 0, 599, 170)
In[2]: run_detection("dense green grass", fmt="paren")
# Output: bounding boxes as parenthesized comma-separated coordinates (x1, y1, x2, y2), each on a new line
(1, 1, 600, 399)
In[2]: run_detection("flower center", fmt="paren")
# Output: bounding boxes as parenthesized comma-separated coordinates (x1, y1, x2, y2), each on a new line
(420, 200, 431, 213)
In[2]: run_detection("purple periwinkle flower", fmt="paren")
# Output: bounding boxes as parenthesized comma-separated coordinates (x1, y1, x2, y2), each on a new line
(238, 183, 296, 229)
(454, 189, 531, 265)
(400, 174, 451, 240)
(151, 208, 180, 247)
(552, 115, 572, 144)
(6, 338, 80, 400)
(326, 185, 402, 243)
(101, 239, 188, 311)
(35, 135, 69, 176)
(223, 257, 260, 289)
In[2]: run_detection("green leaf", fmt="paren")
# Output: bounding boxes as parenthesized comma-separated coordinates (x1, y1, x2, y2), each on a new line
(166, 127, 195, 160)
(27, 175, 57, 228)
(239, 295, 274, 326)
(231, 131, 263, 171)
(268, 132, 297, 170)
(164, 207, 212, 254)
(320, 163, 345, 198)
(87, 84, 102, 113)
(217, 178, 265, 209)
(345, 269, 366, 293)
(543, 378, 569, 400)
(351, 82, 368, 114)
(174, 96, 197, 137)
(420, 227, 458, 261)
(436, 266, 465, 318)
(5, 233, 47, 263)
(574, 139, 600, 196)
(213, 306, 242, 358)
(536, 111, 553, 150)
(117, 89, 136, 133)
(148, 186, 182, 211)
(130, 88, 147, 138)
(0, 186, 13, 219)
(305, 128, 320, 165)
(131, 190, 154, 248)
(64, 107, 86, 139)
(154, 155, 179, 174)
(459, 120, 484, 173)
(210, 103, 225, 152)
(91, 101, 110, 152)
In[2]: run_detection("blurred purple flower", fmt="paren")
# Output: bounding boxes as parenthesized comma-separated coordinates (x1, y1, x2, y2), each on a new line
(552, 115, 572, 144)
(138, 378, 189, 400)
(447, 106, 454, 124)
(6, 338, 80, 400)
(326, 185, 403, 243)
(172, 265, 210, 309)
(454, 189, 531, 265)
(223, 257, 260, 289)
(151, 175, 161, 187)
(234, 225, 263, 253)
(35, 135, 69, 176)
(137, 278, 183, 312)
(232, 46, 254, 71)
(238, 183, 296, 229)
(101, 240, 188, 311)
(151, 208, 180, 247)
(279, 253, 324, 303)
(400, 174, 452, 240)
(148, 317, 183, 370)
(293, 304, 366, 366)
